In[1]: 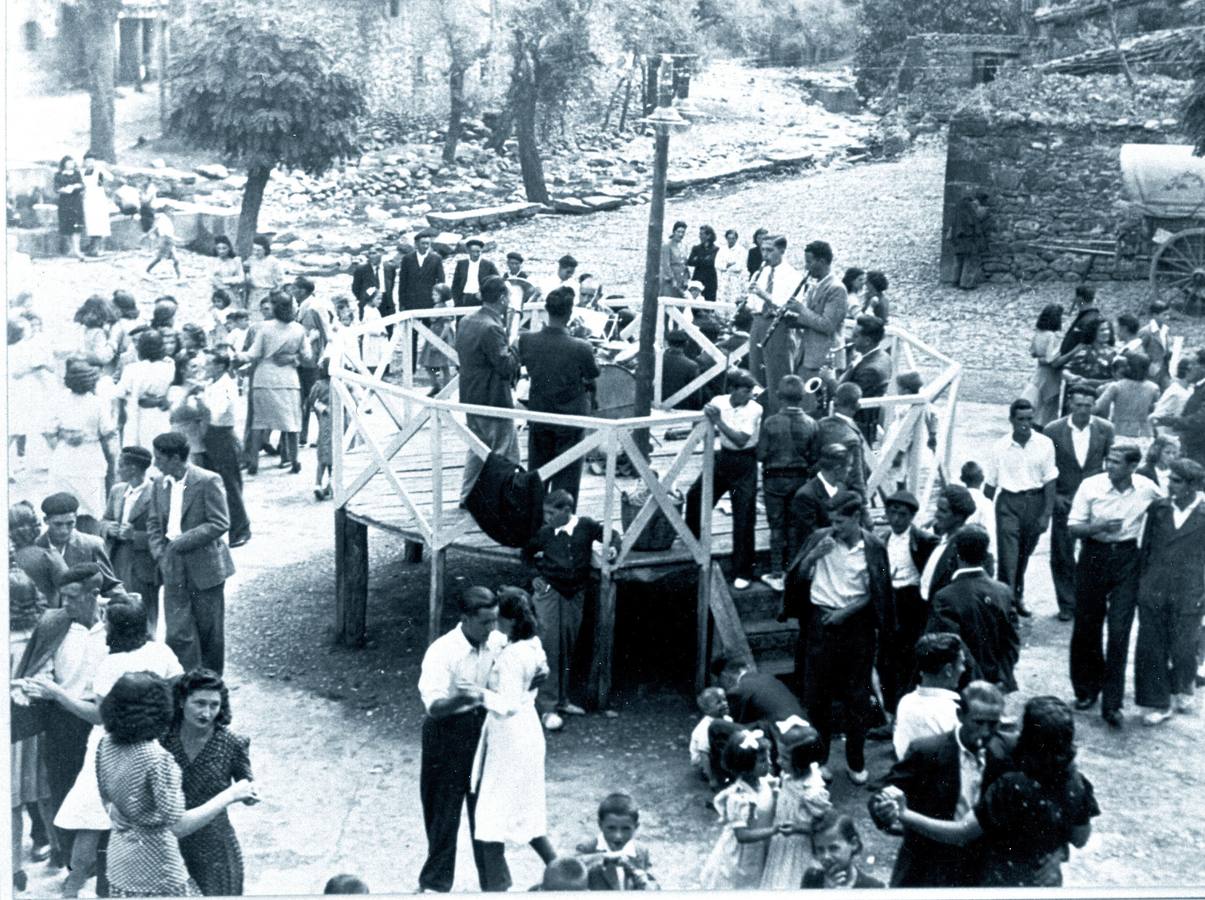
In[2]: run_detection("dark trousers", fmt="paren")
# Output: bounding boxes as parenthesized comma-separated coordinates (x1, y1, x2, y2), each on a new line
(882, 584, 925, 714)
(532, 580, 584, 712)
(995, 489, 1047, 604)
(1135, 592, 1202, 710)
(124, 574, 160, 637)
(298, 366, 318, 443)
(763, 472, 808, 573)
(1049, 505, 1077, 616)
(165, 580, 226, 674)
(1069, 540, 1139, 714)
(800, 605, 876, 771)
(419, 711, 511, 892)
(456, 292, 481, 308)
(686, 449, 757, 580)
(198, 425, 251, 542)
(528, 424, 584, 503)
(42, 706, 92, 862)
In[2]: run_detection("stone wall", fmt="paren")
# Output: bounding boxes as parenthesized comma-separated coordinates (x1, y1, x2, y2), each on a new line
(898, 34, 1030, 96)
(939, 111, 1183, 284)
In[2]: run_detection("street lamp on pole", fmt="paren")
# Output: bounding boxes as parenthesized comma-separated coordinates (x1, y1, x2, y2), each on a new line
(633, 53, 693, 459)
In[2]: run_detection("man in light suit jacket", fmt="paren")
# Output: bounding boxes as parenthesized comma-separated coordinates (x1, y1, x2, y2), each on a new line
(839, 314, 893, 445)
(98, 446, 160, 635)
(1044, 385, 1114, 621)
(1154, 348, 1205, 467)
(450, 238, 500, 306)
(791, 240, 847, 381)
(148, 432, 235, 673)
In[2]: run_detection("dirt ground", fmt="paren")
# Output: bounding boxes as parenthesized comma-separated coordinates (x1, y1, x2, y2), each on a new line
(9, 76, 1205, 896)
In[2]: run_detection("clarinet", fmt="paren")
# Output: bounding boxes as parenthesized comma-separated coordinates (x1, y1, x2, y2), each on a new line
(756, 275, 810, 351)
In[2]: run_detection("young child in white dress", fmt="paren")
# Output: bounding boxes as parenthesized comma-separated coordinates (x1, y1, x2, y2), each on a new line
(359, 288, 390, 372)
(760, 726, 833, 889)
(699, 729, 777, 889)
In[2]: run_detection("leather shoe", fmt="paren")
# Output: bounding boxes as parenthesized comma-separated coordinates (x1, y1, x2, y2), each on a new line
(1073, 696, 1097, 711)
(1015, 601, 1033, 618)
(1057, 611, 1074, 622)
(866, 724, 894, 741)
(1102, 710, 1124, 729)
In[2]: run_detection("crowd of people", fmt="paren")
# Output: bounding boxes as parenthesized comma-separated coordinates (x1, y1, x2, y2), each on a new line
(8, 210, 1205, 894)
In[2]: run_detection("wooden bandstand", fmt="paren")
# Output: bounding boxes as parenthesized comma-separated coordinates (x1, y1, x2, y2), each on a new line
(331, 297, 962, 707)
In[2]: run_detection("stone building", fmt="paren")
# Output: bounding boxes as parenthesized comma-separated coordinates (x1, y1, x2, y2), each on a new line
(896, 33, 1031, 95)
(939, 108, 1183, 284)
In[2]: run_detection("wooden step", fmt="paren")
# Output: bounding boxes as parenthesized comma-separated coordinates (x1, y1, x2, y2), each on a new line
(743, 618, 798, 656)
(727, 581, 784, 622)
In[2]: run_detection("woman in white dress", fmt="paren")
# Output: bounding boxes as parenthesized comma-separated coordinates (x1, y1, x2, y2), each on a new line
(45, 360, 117, 522)
(714, 229, 745, 306)
(115, 330, 175, 448)
(7, 315, 58, 474)
(81, 151, 112, 254)
(471, 588, 557, 868)
(25, 597, 183, 897)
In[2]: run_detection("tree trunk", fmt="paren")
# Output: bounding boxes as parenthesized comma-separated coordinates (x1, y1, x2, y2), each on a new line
(443, 66, 466, 165)
(513, 74, 548, 204)
(82, 0, 119, 162)
(236, 164, 272, 260)
(632, 127, 670, 459)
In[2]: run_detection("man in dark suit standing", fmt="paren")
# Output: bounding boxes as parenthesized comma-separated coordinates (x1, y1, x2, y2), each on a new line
(787, 443, 850, 573)
(1154, 347, 1205, 466)
(839, 314, 892, 445)
(817, 383, 868, 498)
(457, 276, 520, 500)
(450, 238, 500, 307)
(881, 490, 940, 714)
(1134, 458, 1205, 723)
(787, 491, 893, 783)
(351, 245, 394, 319)
(397, 229, 447, 366)
(1059, 285, 1101, 355)
(1044, 385, 1114, 621)
(98, 447, 159, 636)
(928, 526, 1019, 693)
(917, 485, 989, 607)
(147, 432, 235, 673)
(869, 681, 1009, 887)
(517, 286, 599, 502)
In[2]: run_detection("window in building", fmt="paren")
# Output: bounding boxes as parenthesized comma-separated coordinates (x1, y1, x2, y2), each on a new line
(972, 54, 1002, 85)
(23, 21, 42, 52)
(389, 0, 401, 17)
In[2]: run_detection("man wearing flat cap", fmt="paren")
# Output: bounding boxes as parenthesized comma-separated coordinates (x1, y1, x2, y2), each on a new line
(35, 492, 120, 591)
(503, 251, 528, 281)
(98, 447, 160, 636)
(147, 432, 235, 673)
(451, 238, 499, 307)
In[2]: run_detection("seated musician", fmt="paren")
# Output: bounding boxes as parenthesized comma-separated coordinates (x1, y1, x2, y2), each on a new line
(518, 286, 600, 503)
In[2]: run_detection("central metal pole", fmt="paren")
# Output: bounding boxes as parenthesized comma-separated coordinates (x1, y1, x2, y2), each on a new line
(633, 124, 670, 459)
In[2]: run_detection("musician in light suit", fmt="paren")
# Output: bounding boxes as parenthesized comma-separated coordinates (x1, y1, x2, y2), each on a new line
(147, 432, 235, 674)
(98, 446, 160, 635)
(746, 235, 801, 414)
(790, 240, 848, 383)
(838, 314, 893, 445)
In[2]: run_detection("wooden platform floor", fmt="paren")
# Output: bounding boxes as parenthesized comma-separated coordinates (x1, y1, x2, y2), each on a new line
(339, 395, 770, 579)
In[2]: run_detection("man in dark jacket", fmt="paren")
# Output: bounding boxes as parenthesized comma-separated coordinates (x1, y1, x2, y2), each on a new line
(457, 276, 520, 500)
(397, 229, 447, 367)
(928, 526, 1020, 693)
(1045, 385, 1114, 620)
(786, 443, 850, 574)
(817, 383, 868, 497)
(1058, 285, 1101, 355)
(517, 286, 599, 502)
(880, 490, 940, 714)
(869, 681, 1010, 887)
(36, 492, 119, 588)
(838, 315, 892, 445)
(788, 491, 893, 782)
(450, 238, 500, 307)
(661, 328, 702, 410)
(918, 485, 993, 607)
(351, 245, 393, 317)
(1134, 459, 1205, 722)
(1154, 347, 1205, 467)
(98, 447, 159, 636)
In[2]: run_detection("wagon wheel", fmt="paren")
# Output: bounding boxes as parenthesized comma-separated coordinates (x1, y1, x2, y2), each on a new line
(1150, 227, 1205, 316)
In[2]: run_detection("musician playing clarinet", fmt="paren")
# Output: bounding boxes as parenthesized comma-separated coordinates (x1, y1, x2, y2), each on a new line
(747, 235, 801, 414)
